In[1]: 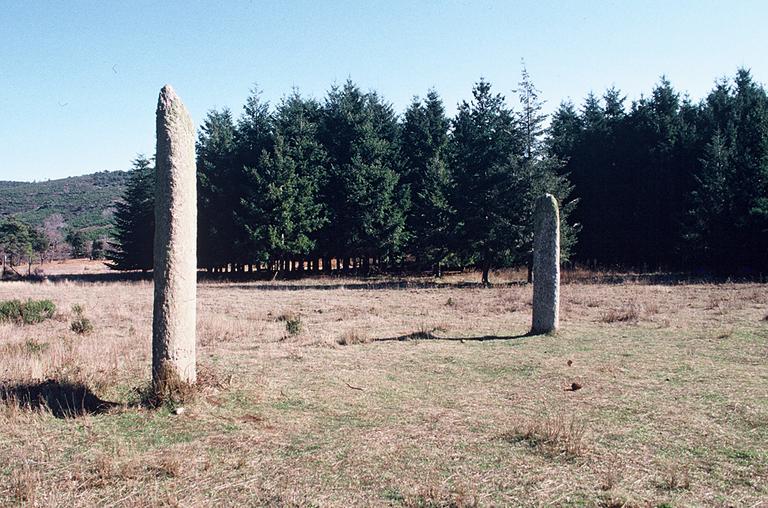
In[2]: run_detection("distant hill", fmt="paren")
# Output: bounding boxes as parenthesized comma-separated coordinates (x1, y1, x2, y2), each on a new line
(0, 171, 130, 238)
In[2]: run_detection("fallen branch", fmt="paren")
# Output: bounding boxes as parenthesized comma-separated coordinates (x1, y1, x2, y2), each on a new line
(345, 381, 364, 391)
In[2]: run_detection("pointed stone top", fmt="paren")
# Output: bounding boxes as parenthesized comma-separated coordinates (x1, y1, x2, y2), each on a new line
(157, 84, 183, 113)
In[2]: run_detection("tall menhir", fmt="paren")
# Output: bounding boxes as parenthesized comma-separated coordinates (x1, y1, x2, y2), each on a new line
(531, 193, 560, 334)
(153, 85, 197, 386)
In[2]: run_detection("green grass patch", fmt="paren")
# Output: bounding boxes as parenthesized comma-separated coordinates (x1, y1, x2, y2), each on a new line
(101, 410, 199, 451)
(0, 299, 55, 325)
(272, 396, 309, 411)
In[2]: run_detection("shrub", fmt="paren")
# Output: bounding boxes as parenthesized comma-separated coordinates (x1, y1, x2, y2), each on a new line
(0, 299, 56, 325)
(70, 304, 93, 335)
(276, 311, 302, 336)
(24, 338, 49, 355)
(285, 315, 302, 335)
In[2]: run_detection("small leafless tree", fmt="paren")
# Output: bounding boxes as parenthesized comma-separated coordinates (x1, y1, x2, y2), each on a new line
(42, 214, 66, 262)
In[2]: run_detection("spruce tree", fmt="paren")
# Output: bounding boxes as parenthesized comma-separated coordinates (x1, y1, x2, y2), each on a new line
(240, 91, 327, 270)
(318, 80, 407, 272)
(107, 155, 154, 271)
(686, 69, 768, 273)
(450, 79, 525, 284)
(234, 89, 275, 269)
(516, 67, 579, 271)
(197, 108, 237, 270)
(400, 90, 452, 273)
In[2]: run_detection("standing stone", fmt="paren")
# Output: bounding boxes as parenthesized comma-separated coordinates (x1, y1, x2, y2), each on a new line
(153, 85, 197, 385)
(531, 193, 560, 334)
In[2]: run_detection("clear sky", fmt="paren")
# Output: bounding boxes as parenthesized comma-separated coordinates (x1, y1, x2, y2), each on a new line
(2, 0, 766, 181)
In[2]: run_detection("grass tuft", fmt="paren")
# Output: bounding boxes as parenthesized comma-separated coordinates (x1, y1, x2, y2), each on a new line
(0, 298, 55, 325)
(600, 303, 641, 323)
(337, 328, 369, 345)
(502, 414, 588, 458)
(10, 466, 39, 504)
(139, 363, 228, 411)
(404, 484, 478, 507)
(24, 338, 49, 355)
(141, 367, 197, 410)
(657, 464, 691, 491)
(276, 311, 303, 335)
(70, 304, 94, 335)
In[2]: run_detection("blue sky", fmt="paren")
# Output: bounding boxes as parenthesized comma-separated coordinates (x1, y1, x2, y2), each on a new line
(2, 0, 766, 181)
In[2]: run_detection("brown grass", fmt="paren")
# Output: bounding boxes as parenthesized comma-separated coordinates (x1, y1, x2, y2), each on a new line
(502, 413, 588, 458)
(600, 304, 642, 323)
(0, 265, 766, 505)
(337, 328, 370, 345)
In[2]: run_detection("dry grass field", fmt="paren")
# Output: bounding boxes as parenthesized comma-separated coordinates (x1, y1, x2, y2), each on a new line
(1, 264, 767, 506)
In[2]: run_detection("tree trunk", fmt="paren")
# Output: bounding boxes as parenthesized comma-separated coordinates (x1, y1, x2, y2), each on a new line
(481, 253, 491, 286)
(362, 256, 370, 276)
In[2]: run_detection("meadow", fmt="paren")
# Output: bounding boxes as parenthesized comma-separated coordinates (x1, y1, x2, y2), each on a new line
(0, 262, 766, 506)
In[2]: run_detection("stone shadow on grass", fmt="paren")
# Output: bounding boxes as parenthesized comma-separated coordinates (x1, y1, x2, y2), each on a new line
(376, 330, 537, 342)
(0, 379, 118, 418)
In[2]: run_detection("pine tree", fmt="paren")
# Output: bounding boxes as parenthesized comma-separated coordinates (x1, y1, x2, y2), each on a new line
(66, 230, 88, 258)
(547, 101, 582, 162)
(729, 68, 768, 273)
(0, 218, 36, 270)
(107, 155, 154, 271)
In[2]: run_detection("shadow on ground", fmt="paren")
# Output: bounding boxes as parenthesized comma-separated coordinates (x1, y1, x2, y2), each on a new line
(376, 330, 538, 342)
(20, 270, 757, 286)
(30, 271, 527, 290)
(0, 379, 118, 418)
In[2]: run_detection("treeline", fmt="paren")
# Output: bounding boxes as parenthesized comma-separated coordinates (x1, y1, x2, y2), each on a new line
(550, 68, 768, 274)
(110, 70, 576, 283)
(109, 68, 768, 278)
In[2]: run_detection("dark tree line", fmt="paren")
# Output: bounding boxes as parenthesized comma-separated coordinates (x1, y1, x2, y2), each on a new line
(109, 67, 768, 278)
(548, 68, 768, 275)
(109, 71, 576, 283)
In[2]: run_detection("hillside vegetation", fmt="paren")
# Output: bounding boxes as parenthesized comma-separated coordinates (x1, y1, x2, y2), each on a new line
(0, 171, 129, 237)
